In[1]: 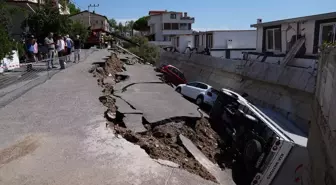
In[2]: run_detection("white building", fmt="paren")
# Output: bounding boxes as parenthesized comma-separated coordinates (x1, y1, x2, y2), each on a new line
(171, 30, 256, 59)
(249, 11, 336, 68)
(147, 10, 195, 47)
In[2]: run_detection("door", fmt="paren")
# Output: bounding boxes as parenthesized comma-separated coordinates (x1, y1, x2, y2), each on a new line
(187, 82, 204, 99)
(182, 82, 198, 98)
(165, 66, 177, 84)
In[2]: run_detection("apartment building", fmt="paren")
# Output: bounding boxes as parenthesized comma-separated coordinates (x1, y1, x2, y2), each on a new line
(147, 10, 195, 47)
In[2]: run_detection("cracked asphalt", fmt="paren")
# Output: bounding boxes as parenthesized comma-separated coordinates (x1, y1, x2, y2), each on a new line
(0, 49, 217, 185)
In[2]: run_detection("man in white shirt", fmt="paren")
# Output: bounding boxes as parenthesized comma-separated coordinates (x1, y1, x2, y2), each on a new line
(57, 36, 66, 69)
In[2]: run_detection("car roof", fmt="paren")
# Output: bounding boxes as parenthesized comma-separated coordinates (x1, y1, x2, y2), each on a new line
(190, 81, 211, 88)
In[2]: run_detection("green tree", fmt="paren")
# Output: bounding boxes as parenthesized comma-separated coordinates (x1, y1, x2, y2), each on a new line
(0, 1, 18, 59)
(109, 18, 117, 29)
(127, 36, 159, 64)
(133, 16, 149, 31)
(68, 2, 80, 15)
(70, 21, 89, 41)
(24, 0, 72, 39)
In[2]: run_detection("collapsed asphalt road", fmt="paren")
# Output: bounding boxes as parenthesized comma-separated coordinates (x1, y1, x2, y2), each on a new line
(92, 48, 235, 185)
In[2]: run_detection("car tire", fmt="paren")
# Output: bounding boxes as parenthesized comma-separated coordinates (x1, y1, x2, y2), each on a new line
(175, 87, 181, 93)
(196, 95, 204, 106)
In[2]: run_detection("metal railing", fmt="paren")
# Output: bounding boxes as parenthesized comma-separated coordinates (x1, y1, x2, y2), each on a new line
(0, 49, 94, 107)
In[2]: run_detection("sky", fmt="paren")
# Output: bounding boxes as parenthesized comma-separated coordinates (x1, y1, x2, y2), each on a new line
(73, 0, 335, 31)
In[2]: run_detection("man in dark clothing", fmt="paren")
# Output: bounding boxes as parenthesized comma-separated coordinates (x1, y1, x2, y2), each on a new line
(73, 35, 81, 63)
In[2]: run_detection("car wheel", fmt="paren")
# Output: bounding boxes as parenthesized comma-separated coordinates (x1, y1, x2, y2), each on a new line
(175, 87, 181, 93)
(196, 95, 204, 106)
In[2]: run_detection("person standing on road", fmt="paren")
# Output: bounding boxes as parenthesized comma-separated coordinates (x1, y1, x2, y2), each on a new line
(65, 35, 73, 62)
(56, 35, 66, 69)
(73, 35, 81, 63)
(44, 32, 56, 69)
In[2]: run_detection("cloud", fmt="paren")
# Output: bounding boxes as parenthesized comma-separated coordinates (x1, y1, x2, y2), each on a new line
(115, 18, 137, 24)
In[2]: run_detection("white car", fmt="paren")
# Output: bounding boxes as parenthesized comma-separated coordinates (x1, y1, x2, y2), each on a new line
(175, 82, 219, 106)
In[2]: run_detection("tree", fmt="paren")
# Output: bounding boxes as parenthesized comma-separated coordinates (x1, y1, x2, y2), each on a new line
(68, 2, 80, 15)
(109, 18, 117, 29)
(118, 22, 124, 32)
(24, 1, 72, 39)
(0, 1, 18, 59)
(70, 21, 89, 41)
(127, 36, 159, 65)
(133, 16, 149, 31)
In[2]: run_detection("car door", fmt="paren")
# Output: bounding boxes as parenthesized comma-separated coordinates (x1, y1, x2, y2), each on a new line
(182, 82, 198, 98)
(187, 82, 203, 99)
(196, 83, 208, 96)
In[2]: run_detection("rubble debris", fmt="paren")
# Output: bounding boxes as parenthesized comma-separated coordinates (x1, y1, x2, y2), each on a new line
(112, 118, 227, 182)
(103, 76, 115, 86)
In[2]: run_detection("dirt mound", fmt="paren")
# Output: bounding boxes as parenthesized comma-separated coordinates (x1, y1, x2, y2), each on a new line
(113, 118, 227, 183)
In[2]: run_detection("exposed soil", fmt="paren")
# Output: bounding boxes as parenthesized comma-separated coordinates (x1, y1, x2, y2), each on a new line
(112, 118, 221, 182)
(93, 49, 233, 183)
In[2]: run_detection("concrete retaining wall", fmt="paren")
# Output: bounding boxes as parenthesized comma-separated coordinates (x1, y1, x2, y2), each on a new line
(159, 51, 316, 132)
(307, 48, 336, 185)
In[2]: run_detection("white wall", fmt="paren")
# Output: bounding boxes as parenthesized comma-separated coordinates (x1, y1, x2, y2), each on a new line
(213, 30, 256, 49)
(148, 15, 163, 41)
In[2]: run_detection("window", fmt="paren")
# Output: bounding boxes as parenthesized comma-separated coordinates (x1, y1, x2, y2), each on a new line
(176, 37, 179, 47)
(180, 23, 187, 30)
(187, 82, 198, 87)
(170, 14, 176, 19)
(206, 34, 213, 48)
(319, 23, 336, 45)
(197, 83, 208, 89)
(164, 23, 171, 30)
(266, 28, 281, 51)
(96, 20, 98, 24)
(188, 23, 191, 30)
(195, 35, 199, 47)
(172, 23, 179, 30)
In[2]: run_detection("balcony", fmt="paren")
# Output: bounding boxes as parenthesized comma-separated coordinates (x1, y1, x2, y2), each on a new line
(162, 29, 193, 35)
(149, 41, 172, 47)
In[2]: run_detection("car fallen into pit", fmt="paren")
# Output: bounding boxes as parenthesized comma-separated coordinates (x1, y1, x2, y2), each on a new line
(209, 88, 309, 185)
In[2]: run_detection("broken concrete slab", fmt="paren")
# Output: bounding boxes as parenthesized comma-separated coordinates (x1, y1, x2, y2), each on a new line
(103, 76, 115, 85)
(179, 134, 235, 185)
(154, 159, 180, 168)
(119, 83, 201, 124)
(114, 96, 142, 114)
(123, 114, 147, 133)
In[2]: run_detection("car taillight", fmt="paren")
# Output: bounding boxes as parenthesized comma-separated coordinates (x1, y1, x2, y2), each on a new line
(207, 92, 212, 97)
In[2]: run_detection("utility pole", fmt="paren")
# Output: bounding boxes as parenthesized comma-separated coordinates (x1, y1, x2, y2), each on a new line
(88, 4, 99, 26)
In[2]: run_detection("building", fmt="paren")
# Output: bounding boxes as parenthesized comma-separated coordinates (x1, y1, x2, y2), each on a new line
(171, 30, 256, 59)
(69, 10, 111, 33)
(6, 0, 70, 39)
(249, 11, 336, 68)
(147, 10, 195, 47)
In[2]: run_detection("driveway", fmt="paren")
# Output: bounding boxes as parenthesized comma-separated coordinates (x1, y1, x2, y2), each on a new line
(0, 49, 217, 185)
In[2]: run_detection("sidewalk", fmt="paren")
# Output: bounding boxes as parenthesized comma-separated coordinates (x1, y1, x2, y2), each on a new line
(0, 49, 217, 185)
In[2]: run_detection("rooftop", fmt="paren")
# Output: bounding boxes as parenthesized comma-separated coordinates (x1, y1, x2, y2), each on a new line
(251, 11, 336, 27)
(69, 10, 109, 20)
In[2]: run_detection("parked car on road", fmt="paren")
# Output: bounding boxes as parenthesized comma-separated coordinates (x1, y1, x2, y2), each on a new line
(160, 65, 187, 86)
(175, 82, 219, 106)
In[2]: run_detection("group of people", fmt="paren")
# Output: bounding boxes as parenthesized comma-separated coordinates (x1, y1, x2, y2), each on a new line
(26, 32, 82, 70)
(44, 32, 82, 70)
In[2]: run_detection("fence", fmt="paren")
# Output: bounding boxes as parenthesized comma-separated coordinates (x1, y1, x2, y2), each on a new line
(0, 49, 95, 107)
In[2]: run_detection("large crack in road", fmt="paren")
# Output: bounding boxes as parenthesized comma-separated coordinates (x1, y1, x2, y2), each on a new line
(92, 47, 235, 184)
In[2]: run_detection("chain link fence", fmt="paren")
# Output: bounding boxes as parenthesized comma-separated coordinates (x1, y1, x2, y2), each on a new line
(0, 49, 95, 107)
